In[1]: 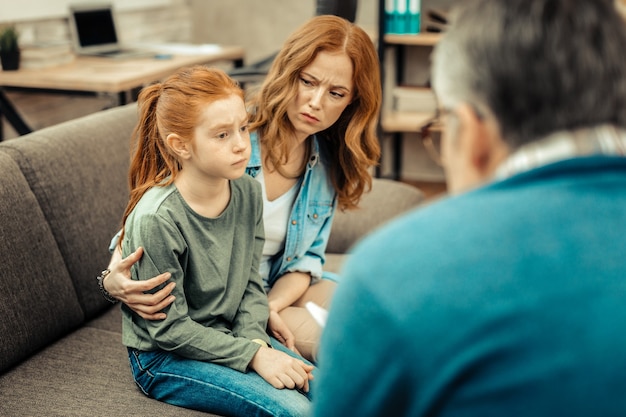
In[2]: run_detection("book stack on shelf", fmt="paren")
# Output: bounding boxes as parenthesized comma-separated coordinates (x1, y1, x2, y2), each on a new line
(392, 84, 436, 113)
(384, 0, 422, 35)
(423, 8, 449, 33)
(20, 42, 74, 69)
(384, 2, 450, 35)
(383, 84, 436, 132)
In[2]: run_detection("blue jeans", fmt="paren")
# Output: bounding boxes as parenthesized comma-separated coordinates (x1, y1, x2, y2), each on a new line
(127, 338, 312, 417)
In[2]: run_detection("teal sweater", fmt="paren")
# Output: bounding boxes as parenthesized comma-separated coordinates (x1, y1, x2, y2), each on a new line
(314, 156, 626, 416)
(121, 176, 269, 373)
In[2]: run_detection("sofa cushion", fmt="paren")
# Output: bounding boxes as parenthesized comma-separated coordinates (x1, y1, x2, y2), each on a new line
(0, 104, 138, 320)
(0, 152, 84, 374)
(0, 325, 215, 417)
(85, 303, 123, 334)
(326, 178, 425, 254)
(323, 253, 346, 275)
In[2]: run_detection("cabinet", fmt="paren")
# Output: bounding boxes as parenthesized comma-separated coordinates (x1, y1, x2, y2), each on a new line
(376, 1, 443, 181)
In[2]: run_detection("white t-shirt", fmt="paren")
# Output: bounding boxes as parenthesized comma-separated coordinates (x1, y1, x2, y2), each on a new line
(255, 171, 300, 283)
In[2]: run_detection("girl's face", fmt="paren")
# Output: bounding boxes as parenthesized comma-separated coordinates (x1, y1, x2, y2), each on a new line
(286, 50, 354, 142)
(187, 94, 250, 181)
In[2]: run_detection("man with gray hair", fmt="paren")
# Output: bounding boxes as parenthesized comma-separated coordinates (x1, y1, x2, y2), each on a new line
(313, 0, 626, 416)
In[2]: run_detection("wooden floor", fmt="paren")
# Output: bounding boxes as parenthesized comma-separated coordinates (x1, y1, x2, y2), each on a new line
(1, 89, 448, 200)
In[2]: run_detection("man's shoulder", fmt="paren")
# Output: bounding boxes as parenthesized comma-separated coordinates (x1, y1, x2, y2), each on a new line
(341, 188, 510, 288)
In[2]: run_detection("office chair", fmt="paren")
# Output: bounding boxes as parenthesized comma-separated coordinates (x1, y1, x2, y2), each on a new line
(228, 0, 358, 85)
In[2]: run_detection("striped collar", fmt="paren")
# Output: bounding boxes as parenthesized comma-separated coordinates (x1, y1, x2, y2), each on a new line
(494, 125, 626, 180)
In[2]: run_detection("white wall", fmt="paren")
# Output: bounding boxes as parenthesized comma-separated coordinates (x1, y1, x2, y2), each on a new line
(189, 0, 377, 64)
(2, 0, 192, 48)
(0, 0, 169, 23)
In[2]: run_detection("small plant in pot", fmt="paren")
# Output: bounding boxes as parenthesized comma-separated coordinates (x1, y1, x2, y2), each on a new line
(0, 24, 20, 71)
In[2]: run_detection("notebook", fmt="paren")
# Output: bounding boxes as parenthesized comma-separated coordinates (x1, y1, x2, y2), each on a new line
(68, 3, 153, 59)
(305, 302, 328, 327)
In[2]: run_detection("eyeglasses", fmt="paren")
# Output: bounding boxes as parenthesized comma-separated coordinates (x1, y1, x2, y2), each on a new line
(419, 112, 443, 166)
(419, 105, 484, 166)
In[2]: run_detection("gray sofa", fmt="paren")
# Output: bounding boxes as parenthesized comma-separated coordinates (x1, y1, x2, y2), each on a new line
(0, 103, 424, 416)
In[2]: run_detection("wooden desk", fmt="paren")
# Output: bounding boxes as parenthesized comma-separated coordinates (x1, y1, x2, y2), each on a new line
(0, 45, 244, 140)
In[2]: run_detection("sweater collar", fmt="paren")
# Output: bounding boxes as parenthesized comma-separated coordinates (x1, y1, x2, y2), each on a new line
(494, 125, 626, 180)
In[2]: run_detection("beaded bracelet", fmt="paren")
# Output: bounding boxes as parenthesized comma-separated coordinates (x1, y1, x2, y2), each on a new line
(96, 269, 118, 303)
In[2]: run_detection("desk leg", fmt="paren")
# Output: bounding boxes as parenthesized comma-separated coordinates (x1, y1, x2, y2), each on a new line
(0, 88, 33, 141)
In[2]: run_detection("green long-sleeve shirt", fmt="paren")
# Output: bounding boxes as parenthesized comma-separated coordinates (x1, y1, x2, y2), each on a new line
(121, 176, 269, 372)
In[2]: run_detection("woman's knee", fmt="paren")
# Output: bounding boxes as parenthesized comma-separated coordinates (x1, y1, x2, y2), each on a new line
(278, 307, 321, 362)
(294, 278, 337, 308)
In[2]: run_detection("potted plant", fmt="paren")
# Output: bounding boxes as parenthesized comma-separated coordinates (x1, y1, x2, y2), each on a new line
(0, 24, 20, 71)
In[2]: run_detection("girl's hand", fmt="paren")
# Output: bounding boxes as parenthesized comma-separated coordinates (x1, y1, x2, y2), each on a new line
(267, 310, 300, 355)
(250, 346, 314, 392)
(104, 246, 176, 320)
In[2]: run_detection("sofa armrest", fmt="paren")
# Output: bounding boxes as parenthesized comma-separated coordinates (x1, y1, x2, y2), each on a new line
(326, 178, 426, 254)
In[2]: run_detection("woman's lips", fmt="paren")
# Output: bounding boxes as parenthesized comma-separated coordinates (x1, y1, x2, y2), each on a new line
(301, 112, 319, 123)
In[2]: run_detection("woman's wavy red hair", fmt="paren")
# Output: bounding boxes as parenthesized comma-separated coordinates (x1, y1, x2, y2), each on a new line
(249, 15, 382, 210)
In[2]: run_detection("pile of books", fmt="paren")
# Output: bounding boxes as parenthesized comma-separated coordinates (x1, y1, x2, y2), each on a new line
(20, 42, 75, 69)
(391, 84, 437, 113)
(384, 0, 422, 34)
(423, 8, 449, 33)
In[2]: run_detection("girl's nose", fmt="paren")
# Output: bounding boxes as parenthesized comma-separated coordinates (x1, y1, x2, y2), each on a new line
(233, 131, 249, 152)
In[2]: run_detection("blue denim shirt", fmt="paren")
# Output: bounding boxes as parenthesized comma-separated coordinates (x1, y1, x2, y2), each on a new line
(247, 131, 338, 288)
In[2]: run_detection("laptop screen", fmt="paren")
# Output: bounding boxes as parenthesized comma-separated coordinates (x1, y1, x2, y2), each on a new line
(72, 7, 118, 48)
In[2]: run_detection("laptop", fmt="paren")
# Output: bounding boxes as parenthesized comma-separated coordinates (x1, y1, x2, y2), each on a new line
(68, 3, 153, 59)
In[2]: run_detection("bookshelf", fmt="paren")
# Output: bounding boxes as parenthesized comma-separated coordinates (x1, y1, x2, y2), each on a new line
(377, 1, 444, 181)
(380, 33, 439, 134)
(381, 110, 432, 133)
(384, 32, 441, 46)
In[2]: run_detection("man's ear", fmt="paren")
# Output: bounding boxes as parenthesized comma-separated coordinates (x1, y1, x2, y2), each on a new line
(166, 133, 191, 160)
(455, 103, 504, 175)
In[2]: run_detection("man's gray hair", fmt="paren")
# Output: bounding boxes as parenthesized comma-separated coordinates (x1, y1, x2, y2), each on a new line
(432, 0, 626, 149)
